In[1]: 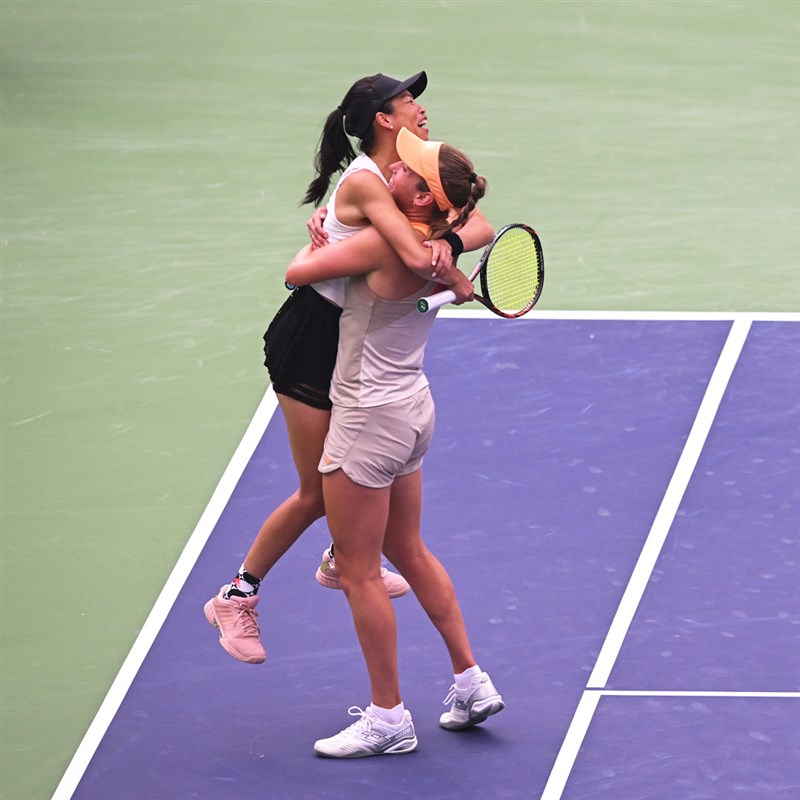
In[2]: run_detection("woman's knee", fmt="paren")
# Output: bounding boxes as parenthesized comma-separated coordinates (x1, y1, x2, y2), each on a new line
(294, 485, 325, 521)
(384, 542, 428, 578)
(333, 548, 383, 590)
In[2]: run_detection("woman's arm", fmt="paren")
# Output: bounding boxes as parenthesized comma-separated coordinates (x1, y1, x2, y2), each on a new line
(457, 208, 495, 252)
(340, 171, 462, 279)
(286, 226, 398, 287)
(304, 170, 474, 303)
(287, 225, 475, 306)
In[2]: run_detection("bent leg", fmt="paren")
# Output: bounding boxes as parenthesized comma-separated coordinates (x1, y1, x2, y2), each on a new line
(242, 394, 330, 578)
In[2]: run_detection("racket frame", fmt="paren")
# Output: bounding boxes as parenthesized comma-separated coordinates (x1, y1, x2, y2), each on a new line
(417, 223, 544, 317)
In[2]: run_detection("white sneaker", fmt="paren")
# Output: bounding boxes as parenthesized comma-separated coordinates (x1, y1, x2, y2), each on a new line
(439, 672, 505, 730)
(314, 706, 418, 758)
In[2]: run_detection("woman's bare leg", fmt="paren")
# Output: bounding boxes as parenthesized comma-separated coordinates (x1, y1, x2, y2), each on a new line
(382, 470, 476, 674)
(241, 394, 330, 578)
(204, 395, 331, 664)
(323, 468, 400, 709)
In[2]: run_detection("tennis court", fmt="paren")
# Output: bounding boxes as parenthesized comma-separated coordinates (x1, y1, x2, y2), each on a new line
(51, 312, 800, 799)
(2, 2, 798, 799)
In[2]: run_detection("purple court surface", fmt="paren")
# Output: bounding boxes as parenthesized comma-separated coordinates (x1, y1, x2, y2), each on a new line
(56, 313, 799, 800)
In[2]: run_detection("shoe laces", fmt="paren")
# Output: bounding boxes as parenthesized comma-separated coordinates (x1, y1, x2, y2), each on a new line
(443, 684, 459, 706)
(443, 679, 478, 706)
(343, 706, 374, 735)
(231, 600, 260, 636)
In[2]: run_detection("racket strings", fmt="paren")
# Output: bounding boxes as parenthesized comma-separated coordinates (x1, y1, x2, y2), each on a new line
(484, 228, 542, 315)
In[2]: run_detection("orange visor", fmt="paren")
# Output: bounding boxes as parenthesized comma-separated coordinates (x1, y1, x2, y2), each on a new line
(396, 126, 454, 211)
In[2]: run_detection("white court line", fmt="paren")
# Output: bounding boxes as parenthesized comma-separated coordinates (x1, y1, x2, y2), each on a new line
(442, 308, 800, 322)
(587, 316, 751, 689)
(540, 692, 602, 800)
(51, 389, 279, 800)
(540, 316, 753, 800)
(540, 688, 799, 800)
(51, 313, 796, 798)
(598, 690, 800, 698)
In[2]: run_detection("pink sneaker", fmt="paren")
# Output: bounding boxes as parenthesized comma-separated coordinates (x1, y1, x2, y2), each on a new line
(315, 547, 410, 598)
(203, 587, 266, 664)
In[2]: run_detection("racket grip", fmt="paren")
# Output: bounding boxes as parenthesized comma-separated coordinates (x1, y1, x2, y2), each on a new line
(417, 289, 456, 313)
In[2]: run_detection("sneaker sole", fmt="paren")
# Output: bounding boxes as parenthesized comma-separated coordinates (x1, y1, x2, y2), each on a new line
(314, 735, 418, 758)
(384, 582, 411, 599)
(315, 568, 411, 599)
(315, 568, 340, 591)
(203, 599, 266, 665)
(440, 696, 505, 731)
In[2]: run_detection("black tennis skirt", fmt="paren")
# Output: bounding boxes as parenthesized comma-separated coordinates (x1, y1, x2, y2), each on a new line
(263, 285, 342, 411)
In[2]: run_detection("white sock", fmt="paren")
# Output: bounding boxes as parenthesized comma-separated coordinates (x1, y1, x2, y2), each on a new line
(455, 664, 482, 690)
(369, 702, 405, 726)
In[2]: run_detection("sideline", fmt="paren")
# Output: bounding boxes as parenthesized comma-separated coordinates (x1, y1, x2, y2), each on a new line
(540, 317, 758, 800)
(51, 389, 280, 800)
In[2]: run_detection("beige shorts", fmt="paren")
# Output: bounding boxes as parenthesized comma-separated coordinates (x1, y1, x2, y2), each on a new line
(319, 386, 435, 488)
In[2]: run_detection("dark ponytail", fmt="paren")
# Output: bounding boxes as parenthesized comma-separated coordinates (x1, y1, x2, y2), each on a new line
(301, 74, 387, 207)
(301, 106, 355, 206)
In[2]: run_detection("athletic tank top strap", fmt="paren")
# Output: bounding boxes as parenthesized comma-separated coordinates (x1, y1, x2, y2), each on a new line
(325, 155, 389, 243)
(313, 155, 390, 307)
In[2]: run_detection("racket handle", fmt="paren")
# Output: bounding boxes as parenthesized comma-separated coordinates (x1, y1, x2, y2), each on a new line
(417, 289, 456, 313)
(285, 281, 297, 291)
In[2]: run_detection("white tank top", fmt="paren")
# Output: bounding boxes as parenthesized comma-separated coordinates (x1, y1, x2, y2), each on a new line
(312, 154, 389, 308)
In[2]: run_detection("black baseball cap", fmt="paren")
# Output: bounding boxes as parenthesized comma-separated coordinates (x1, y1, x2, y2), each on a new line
(347, 71, 427, 139)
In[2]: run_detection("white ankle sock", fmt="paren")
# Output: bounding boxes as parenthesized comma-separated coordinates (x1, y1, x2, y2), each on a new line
(455, 664, 482, 690)
(369, 702, 405, 726)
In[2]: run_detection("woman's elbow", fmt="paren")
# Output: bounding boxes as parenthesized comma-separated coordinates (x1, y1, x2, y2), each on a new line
(285, 266, 309, 286)
(403, 250, 432, 273)
(285, 249, 312, 286)
(475, 219, 495, 247)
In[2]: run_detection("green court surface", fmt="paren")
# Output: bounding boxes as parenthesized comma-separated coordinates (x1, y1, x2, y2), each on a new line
(1, 2, 797, 797)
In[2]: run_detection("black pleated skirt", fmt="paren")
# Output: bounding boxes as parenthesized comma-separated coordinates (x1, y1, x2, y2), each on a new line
(263, 285, 341, 411)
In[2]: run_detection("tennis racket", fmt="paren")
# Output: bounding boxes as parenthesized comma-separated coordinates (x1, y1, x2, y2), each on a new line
(417, 223, 544, 318)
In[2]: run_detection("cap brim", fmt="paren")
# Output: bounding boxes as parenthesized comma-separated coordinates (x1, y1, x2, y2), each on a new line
(388, 70, 427, 102)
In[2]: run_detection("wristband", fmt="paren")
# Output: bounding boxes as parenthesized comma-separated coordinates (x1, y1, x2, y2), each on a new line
(442, 231, 464, 260)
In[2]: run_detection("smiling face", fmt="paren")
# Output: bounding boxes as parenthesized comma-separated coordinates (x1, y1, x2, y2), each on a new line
(385, 90, 429, 141)
(387, 160, 427, 213)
